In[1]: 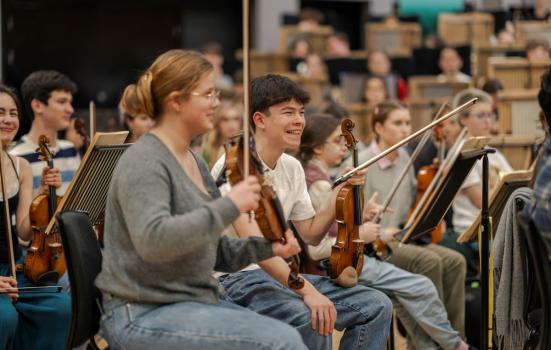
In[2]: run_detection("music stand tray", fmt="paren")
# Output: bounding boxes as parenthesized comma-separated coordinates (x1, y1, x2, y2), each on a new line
(401, 137, 490, 243)
(457, 169, 533, 243)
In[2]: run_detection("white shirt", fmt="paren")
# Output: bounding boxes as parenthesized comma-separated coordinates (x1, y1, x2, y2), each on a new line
(452, 149, 513, 234)
(211, 152, 315, 271)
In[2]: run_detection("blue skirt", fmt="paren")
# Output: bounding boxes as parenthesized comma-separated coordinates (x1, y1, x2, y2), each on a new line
(0, 258, 71, 350)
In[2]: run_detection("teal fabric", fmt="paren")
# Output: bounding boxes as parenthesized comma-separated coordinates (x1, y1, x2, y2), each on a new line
(0, 258, 71, 350)
(398, 0, 464, 35)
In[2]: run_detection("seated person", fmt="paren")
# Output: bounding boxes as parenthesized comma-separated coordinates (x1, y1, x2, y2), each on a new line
(451, 89, 513, 238)
(0, 84, 70, 350)
(297, 53, 329, 80)
(299, 113, 471, 350)
(524, 68, 551, 256)
(95, 50, 306, 350)
(200, 41, 233, 90)
(481, 79, 504, 135)
(343, 101, 468, 337)
(526, 39, 551, 61)
(289, 36, 313, 59)
(324, 32, 351, 57)
(297, 7, 324, 32)
(437, 47, 471, 83)
(362, 76, 388, 108)
(367, 51, 406, 100)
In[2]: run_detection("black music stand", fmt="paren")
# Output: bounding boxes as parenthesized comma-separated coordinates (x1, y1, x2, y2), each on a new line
(400, 136, 495, 350)
(457, 169, 534, 243)
(400, 137, 490, 243)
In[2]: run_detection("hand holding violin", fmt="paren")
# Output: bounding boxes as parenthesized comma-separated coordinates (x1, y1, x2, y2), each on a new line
(39, 166, 62, 194)
(226, 176, 261, 212)
(359, 221, 381, 243)
(337, 166, 367, 189)
(0, 276, 18, 301)
(271, 229, 301, 259)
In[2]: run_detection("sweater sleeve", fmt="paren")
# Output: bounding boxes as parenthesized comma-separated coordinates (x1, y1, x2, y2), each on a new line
(114, 156, 240, 263)
(214, 236, 274, 272)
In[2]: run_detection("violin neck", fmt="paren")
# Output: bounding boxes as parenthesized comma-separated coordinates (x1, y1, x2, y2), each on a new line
(352, 146, 363, 225)
(47, 159, 56, 216)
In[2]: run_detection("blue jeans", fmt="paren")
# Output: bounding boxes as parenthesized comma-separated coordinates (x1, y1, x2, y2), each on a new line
(359, 257, 462, 350)
(100, 296, 307, 350)
(219, 269, 392, 350)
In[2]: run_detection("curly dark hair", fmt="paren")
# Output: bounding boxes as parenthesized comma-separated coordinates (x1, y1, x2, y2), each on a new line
(21, 70, 77, 121)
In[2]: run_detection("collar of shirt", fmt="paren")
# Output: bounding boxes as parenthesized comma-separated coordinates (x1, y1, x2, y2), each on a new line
(369, 140, 398, 170)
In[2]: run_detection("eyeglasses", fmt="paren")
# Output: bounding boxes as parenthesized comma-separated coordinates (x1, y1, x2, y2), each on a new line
(469, 112, 496, 122)
(190, 90, 221, 103)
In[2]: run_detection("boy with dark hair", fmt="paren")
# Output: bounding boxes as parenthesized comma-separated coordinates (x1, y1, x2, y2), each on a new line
(212, 74, 392, 350)
(11, 70, 80, 197)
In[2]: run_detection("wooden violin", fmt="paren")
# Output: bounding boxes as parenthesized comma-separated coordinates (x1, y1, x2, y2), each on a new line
(24, 135, 65, 283)
(225, 132, 305, 289)
(329, 119, 365, 287)
(411, 121, 447, 243)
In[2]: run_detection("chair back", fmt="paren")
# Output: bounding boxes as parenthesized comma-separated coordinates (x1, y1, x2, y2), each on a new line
(518, 213, 551, 350)
(57, 211, 103, 349)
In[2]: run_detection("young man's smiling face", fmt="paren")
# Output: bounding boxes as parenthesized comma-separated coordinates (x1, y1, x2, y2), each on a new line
(35, 90, 74, 131)
(254, 98, 305, 150)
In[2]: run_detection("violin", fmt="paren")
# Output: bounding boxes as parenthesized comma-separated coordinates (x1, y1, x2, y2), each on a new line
(410, 122, 446, 244)
(24, 135, 65, 283)
(329, 119, 365, 287)
(225, 132, 305, 289)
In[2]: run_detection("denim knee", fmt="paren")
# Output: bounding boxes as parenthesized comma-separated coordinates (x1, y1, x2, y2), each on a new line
(265, 320, 307, 350)
(372, 290, 393, 324)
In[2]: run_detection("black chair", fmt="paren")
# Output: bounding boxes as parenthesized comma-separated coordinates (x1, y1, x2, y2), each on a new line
(57, 211, 106, 350)
(518, 213, 551, 350)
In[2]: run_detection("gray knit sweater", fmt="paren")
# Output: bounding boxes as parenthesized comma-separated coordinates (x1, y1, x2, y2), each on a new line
(95, 133, 274, 304)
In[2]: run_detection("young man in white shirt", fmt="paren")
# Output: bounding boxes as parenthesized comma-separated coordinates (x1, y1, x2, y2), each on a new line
(212, 74, 392, 350)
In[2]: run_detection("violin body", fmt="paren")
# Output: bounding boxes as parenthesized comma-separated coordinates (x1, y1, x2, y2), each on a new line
(23, 135, 66, 284)
(225, 132, 305, 289)
(411, 163, 445, 244)
(328, 119, 365, 287)
(330, 185, 364, 283)
(24, 194, 65, 283)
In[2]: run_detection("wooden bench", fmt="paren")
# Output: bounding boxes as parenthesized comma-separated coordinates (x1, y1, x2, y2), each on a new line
(488, 57, 551, 90)
(364, 21, 422, 57)
(438, 12, 494, 47)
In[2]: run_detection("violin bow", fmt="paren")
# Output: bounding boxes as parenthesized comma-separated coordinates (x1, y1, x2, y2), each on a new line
(332, 98, 478, 189)
(89, 101, 96, 139)
(242, 0, 250, 176)
(0, 138, 16, 278)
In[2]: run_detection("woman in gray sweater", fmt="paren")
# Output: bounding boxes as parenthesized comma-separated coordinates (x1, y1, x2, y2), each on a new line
(95, 50, 306, 350)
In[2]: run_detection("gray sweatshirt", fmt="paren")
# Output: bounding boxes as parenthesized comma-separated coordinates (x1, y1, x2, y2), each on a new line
(95, 133, 274, 304)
